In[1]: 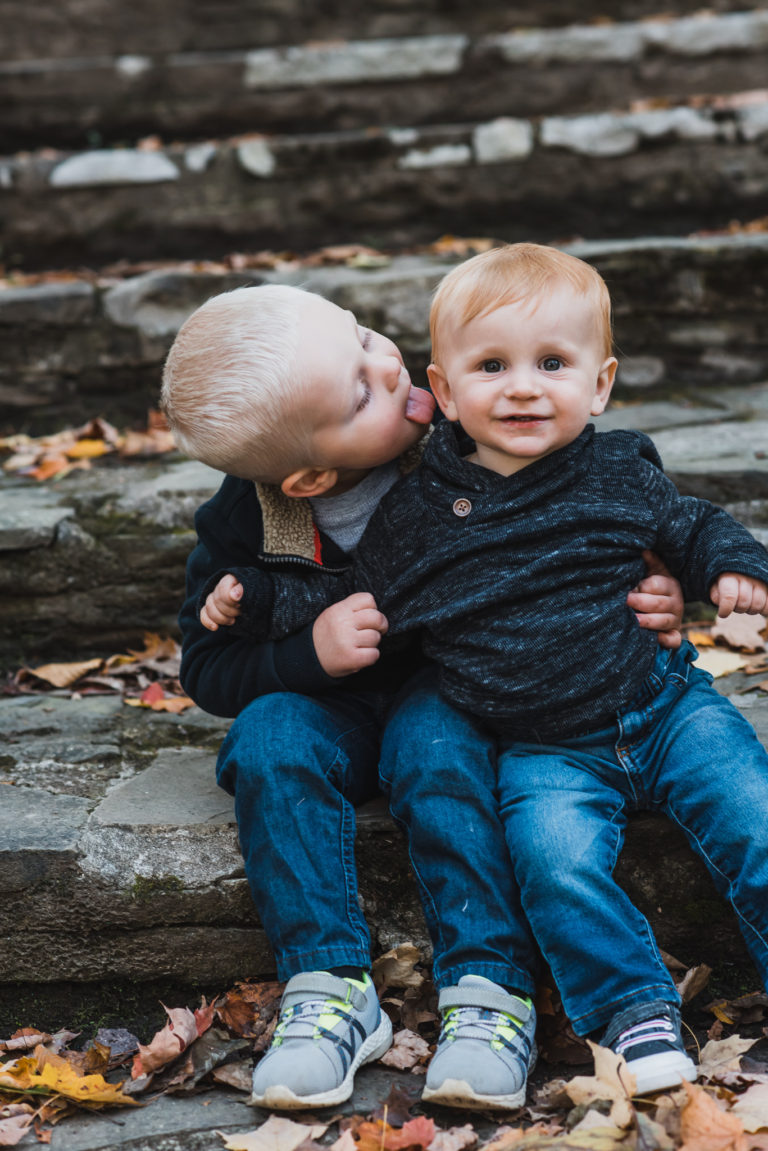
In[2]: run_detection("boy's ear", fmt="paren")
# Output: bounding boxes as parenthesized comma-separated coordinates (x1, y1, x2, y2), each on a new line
(281, 466, 338, 499)
(427, 363, 459, 422)
(590, 356, 618, 417)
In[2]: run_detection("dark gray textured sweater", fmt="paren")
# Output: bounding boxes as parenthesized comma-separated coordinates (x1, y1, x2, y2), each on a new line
(245, 421, 768, 740)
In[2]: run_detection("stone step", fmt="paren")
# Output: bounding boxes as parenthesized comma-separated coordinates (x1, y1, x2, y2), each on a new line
(2, 391, 767, 673)
(4, 88, 768, 271)
(6, 0, 752, 63)
(2, 675, 765, 989)
(2, 236, 767, 435)
(4, 10, 768, 150)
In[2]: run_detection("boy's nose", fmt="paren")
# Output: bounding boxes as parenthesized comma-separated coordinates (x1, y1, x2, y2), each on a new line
(504, 369, 542, 398)
(376, 354, 402, 391)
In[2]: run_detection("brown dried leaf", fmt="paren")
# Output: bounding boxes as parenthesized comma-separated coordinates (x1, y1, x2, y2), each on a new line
(426, 1124, 477, 1151)
(711, 614, 767, 653)
(131, 1005, 199, 1078)
(679, 1080, 748, 1151)
(372, 943, 425, 992)
(698, 1036, 759, 1078)
(565, 1041, 637, 1128)
(731, 1083, 768, 1132)
(0, 1111, 33, 1146)
(216, 981, 283, 1044)
(677, 964, 712, 1003)
(379, 1029, 430, 1070)
(218, 1117, 328, 1151)
(20, 658, 103, 688)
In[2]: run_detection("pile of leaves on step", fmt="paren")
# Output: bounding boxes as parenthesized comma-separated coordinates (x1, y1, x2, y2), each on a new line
(0, 411, 175, 482)
(5, 611, 767, 715)
(2, 944, 768, 1148)
(2, 631, 195, 714)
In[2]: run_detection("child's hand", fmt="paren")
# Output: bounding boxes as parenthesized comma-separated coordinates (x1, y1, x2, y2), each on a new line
(627, 550, 684, 649)
(711, 573, 768, 618)
(201, 573, 243, 631)
(312, 593, 389, 678)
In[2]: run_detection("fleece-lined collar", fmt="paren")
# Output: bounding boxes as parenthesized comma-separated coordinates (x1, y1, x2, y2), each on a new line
(255, 433, 430, 562)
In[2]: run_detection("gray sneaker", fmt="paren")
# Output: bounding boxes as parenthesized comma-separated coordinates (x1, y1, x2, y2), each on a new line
(422, 975, 537, 1111)
(250, 971, 392, 1110)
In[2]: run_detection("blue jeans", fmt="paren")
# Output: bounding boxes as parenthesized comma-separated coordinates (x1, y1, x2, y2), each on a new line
(496, 641, 768, 1035)
(380, 669, 538, 994)
(217, 673, 538, 994)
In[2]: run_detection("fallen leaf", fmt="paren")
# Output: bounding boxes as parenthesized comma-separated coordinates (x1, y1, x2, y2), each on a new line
(380, 1029, 431, 1070)
(678, 1080, 748, 1150)
(216, 981, 283, 1047)
(355, 1116, 437, 1151)
(677, 964, 712, 1003)
(426, 1125, 477, 1151)
(21, 658, 103, 688)
(131, 1005, 199, 1078)
(687, 629, 716, 647)
(693, 650, 748, 678)
(211, 1061, 253, 1092)
(565, 1042, 637, 1128)
(731, 1083, 768, 1132)
(372, 944, 425, 992)
(218, 1116, 328, 1151)
(0, 1110, 32, 1146)
(699, 1036, 759, 1078)
(711, 614, 766, 653)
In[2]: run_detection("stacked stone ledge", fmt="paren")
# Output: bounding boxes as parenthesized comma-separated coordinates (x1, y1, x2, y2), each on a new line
(2, 0, 768, 997)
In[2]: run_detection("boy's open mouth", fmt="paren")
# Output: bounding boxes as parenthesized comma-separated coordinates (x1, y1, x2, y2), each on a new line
(502, 414, 549, 422)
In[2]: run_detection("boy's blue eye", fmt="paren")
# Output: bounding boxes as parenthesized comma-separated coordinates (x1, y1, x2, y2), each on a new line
(360, 328, 373, 350)
(357, 384, 372, 412)
(481, 359, 503, 373)
(542, 356, 563, 371)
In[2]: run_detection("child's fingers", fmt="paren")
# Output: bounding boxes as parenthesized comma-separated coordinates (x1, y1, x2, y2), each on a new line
(200, 604, 219, 631)
(352, 606, 389, 635)
(634, 610, 679, 634)
(712, 574, 739, 617)
(655, 629, 682, 650)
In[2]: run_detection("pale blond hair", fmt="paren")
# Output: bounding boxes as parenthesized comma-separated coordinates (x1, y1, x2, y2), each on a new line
(430, 243, 613, 366)
(161, 285, 316, 482)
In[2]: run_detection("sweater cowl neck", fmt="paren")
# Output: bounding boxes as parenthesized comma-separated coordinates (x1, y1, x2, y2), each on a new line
(422, 419, 596, 506)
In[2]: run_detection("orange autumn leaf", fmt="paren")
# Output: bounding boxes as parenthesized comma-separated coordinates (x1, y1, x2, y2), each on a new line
(355, 1117, 437, 1151)
(65, 438, 110, 460)
(124, 685, 196, 713)
(131, 1005, 199, 1078)
(679, 1080, 748, 1151)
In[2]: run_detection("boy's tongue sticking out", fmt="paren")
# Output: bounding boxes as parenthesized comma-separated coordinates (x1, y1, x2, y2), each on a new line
(407, 385, 436, 425)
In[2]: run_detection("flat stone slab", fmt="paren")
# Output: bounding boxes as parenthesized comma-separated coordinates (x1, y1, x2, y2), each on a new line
(1, 678, 767, 990)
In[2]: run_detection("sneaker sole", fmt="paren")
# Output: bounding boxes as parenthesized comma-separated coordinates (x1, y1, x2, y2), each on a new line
(249, 1014, 393, 1110)
(626, 1052, 698, 1095)
(422, 1077, 527, 1111)
(422, 1044, 537, 1112)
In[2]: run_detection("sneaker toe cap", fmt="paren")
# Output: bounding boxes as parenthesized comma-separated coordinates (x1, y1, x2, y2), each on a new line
(252, 1046, 340, 1100)
(426, 1040, 527, 1096)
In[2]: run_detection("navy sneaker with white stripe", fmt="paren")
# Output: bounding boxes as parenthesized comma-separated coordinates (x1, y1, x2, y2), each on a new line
(601, 999, 697, 1094)
(422, 975, 537, 1110)
(250, 971, 392, 1109)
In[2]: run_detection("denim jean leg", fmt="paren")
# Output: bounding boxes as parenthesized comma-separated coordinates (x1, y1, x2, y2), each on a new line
(380, 670, 538, 995)
(496, 740, 678, 1035)
(626, 650, 768, 988)
(216, 691, 382, 979)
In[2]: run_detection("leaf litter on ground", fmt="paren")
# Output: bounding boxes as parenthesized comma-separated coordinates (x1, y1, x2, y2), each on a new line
(2, 945, 768, 1148)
